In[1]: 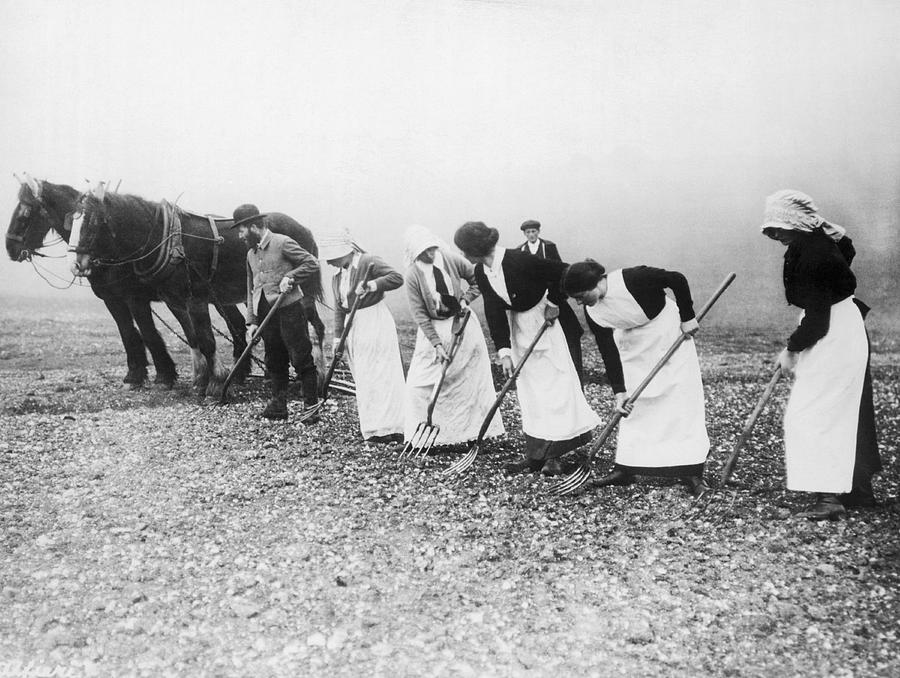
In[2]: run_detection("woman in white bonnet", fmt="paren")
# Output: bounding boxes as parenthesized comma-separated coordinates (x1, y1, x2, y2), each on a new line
(761, 190, 880, 520)
(319, 235, 406, 444)
(402, 226, 505, 448)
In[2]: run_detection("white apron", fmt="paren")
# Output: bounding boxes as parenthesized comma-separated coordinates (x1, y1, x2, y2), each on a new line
(403, 313, 505, 445)
(509, 298, 599, 441)
(345, 301, 406, 439)
(784, 296, 867, 493)
(586, 270, 709, 469)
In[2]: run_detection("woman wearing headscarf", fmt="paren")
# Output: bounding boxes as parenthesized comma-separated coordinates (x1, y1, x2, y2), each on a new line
(320, 236, 406, 444)
(761, 190, 880, 520)
(453, 222, 599, 475)
(561, 261, 710, 496)
(403, 226, 505, 447)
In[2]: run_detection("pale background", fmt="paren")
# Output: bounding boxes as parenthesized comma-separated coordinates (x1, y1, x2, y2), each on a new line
(2, 0, 898, 326)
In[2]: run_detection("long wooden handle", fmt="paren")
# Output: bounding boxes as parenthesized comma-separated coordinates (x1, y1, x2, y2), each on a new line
(424, 308, 472, 424)
(220, 292, 287, 402)
(320, 262, 375, 401)
(719, 365, 782, 484)
(585, 272, 737, 463)
(475, 318, 553, 445)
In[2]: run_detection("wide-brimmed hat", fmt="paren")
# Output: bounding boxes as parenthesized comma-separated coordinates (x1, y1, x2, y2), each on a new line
(233, 204, 269, 228)
(760, 190, 846, 241)
(520, 219, 541, 232)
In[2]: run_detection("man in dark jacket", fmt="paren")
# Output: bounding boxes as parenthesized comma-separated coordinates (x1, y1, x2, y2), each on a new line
(518, 219, 561, 260)
(236, 204, 320, 421)
(518, 219, 584, 383)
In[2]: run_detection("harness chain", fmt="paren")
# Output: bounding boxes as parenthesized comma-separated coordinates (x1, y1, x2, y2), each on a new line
(149, 306, 266, 372)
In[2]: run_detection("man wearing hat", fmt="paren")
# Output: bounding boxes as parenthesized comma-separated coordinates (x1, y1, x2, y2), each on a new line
(236, 204, 321, 421)
(518, 219, 561, 261)
(518, 219, 584, 383)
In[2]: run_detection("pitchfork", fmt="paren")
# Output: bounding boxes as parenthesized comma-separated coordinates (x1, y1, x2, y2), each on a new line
(296, 263, 374, 423)
(219, 292, 287, 403)
(553, 272, 737, 496)
(400, 309, 472, 460)
(719, 365, 782, 485)
(443, 318, 554, 477)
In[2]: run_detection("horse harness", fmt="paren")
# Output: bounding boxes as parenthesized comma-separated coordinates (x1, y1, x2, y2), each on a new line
(135, 203, 230, 284)
(135, 200, 186, 282)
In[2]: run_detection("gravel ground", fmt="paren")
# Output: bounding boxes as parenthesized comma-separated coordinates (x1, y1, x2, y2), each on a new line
(1, 295, 898, 677)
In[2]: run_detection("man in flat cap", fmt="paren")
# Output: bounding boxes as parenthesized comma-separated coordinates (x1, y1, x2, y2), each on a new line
(518, 219, 562, 261)
(518, 219, 584, 384)
(235, 204, 321, 421)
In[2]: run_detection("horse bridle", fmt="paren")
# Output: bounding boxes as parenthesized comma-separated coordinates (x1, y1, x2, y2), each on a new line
(74, 196, 155, 266)
(5, 196, 57, 257)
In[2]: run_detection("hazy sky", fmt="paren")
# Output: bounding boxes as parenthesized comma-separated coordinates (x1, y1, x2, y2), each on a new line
(2, 0, 899, 318)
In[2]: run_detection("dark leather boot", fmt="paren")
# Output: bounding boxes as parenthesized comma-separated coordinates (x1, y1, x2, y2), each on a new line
(541, 458, 578, 476)
(261, 392, 288, 420)
(299, 402, 321, 425)
(505, 457, 545, 475)
(593, 468, 634, 488)
(799, 493, 846, 521)
(683, 475, 710, 497)
(839, 478, 877, 508)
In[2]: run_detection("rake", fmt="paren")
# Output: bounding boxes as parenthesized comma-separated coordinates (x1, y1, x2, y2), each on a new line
(400, 309, 472, 460)
(719, 365, 782, 485)
(219, 292, 287, 404)
(296, 263, 374, 423)
(553, 272, 737, 496)
(443, 318, 554, 477)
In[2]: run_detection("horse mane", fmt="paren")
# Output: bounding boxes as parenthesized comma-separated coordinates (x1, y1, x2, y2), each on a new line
(38, 181, 80, 210)
(100, 193, 160, 227)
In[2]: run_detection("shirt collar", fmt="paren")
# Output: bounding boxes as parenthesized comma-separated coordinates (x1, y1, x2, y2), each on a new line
(487, 247, 505, 275)
(343, 251, 362, 270)
(258, 229, 272, 250)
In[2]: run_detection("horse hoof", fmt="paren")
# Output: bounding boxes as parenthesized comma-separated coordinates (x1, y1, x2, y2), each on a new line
(154, 374, 177, 389)
(125, 381, 145, 391)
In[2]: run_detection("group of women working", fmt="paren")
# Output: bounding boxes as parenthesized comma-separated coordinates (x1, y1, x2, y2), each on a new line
(315, 190, 881, 520)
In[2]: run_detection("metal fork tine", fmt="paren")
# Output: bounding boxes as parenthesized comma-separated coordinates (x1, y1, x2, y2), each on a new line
(399, 439, 415, 460)
(553, 464, 591, 496)
(399, 424, 421, 459)
(442, 444, 478, 476)
(296, 401, 323, 424)
(418, 425, 439, 458)
(400, 422, 429, 460)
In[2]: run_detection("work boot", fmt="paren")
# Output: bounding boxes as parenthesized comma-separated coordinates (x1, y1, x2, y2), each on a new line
(299, 401, 321, 425)
(366, 433, 404, 444)
(682, 475, 710, 497)
(261, 393, 288, 420)
(541, 458, 578, 477)
(798, 493, 846, 521)
(839, 479, 877, 508)
(592, 468, 634, 488)
(505, 457, 545, 475)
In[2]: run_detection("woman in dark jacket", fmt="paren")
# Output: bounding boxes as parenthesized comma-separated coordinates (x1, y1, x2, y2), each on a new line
(453, 222, 599, 475)
(762, 190, 880, 520)
(561, 261, 710, 496)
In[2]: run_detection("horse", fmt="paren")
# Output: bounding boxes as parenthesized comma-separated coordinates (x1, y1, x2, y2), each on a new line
(70, 183, 325, 398)
(5, 178, 233, 388)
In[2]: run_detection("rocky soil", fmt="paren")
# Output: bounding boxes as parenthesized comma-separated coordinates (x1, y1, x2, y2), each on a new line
(1, 295, 898, 677)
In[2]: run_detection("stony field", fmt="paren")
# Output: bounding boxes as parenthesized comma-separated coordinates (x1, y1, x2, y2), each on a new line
(0, 294, 898, 677)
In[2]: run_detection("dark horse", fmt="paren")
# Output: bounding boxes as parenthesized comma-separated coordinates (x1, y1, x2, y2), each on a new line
(70, 183, 324, 398)
(5, 178, 236, 387)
